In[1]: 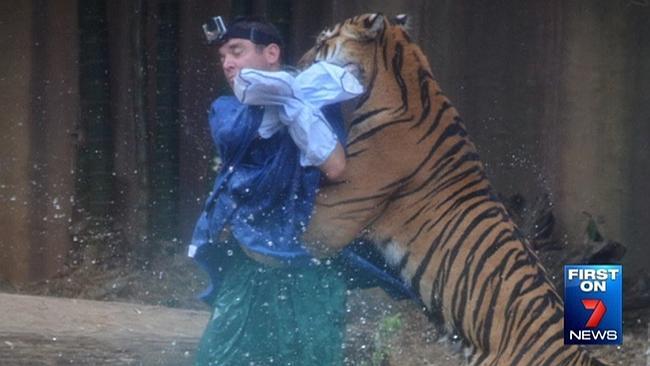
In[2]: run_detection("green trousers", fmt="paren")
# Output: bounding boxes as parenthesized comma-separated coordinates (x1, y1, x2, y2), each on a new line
(195, 247, 347, 366)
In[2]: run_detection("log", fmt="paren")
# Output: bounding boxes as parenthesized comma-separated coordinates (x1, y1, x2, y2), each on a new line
(0, 293, 210, 365)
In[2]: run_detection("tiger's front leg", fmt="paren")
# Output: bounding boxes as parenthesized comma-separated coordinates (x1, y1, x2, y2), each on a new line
(303, 172, 388, 258)
(303, 122, 407, 258)
(303, 187, 367, 257)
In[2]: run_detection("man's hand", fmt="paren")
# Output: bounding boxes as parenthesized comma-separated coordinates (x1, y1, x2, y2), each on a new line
(233, 62, 361, 173)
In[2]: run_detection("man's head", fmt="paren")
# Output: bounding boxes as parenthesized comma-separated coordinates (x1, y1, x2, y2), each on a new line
(213, 16, 285, 88)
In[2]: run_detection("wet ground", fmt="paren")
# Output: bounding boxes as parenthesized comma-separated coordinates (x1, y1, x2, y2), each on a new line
(1, 252, 648, 365)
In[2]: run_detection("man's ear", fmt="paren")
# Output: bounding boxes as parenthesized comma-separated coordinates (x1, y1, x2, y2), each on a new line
(264, 43, 281, 67)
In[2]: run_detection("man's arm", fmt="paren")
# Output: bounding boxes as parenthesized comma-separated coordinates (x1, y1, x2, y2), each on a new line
(233, 65, 355, 181)
(318, 102, 347, 182)
(320, 142, 346, 181)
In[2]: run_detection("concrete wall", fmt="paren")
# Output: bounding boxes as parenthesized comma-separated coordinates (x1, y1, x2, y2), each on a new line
(0, 0, 78, 282)
(1, 0, 648, 283)
(0, 1, 35, 283)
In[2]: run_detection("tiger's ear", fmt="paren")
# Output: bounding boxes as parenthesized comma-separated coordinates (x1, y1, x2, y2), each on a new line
(363, 13, 385, 36)
(392, 14, 409, 27)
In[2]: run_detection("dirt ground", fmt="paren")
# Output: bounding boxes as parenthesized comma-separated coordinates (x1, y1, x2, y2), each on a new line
(1, 251, 648, 365)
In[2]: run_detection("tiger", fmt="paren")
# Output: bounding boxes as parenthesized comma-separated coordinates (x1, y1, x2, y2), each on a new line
(298, 13, 609, 366)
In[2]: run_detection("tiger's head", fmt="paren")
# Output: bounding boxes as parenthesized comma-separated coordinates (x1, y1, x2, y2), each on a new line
(299, 13, 411, 87)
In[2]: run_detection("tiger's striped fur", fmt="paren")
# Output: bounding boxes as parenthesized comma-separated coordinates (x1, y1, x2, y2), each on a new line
(299, 13, 608, 366)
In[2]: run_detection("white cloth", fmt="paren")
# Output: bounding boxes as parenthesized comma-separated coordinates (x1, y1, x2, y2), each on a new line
(233, 62, 363, 167)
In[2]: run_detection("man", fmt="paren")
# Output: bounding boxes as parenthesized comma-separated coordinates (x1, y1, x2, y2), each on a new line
(190, 16, 353, 366)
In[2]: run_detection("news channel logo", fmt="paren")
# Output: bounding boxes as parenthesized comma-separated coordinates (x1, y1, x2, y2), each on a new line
(564, 264, 622, 345)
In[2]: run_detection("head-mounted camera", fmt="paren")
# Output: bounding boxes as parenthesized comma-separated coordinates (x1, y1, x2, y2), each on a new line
(202, 16, 227, 44)
(202, 16, 283, 47)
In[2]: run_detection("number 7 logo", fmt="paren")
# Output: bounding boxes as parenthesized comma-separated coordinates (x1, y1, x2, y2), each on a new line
(581, 299, 606, 328)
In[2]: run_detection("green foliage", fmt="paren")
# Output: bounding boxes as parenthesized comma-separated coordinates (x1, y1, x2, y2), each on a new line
(378, 313, 403, 338)
(367, 313, 403, 366)
(585, 214, 604, 242)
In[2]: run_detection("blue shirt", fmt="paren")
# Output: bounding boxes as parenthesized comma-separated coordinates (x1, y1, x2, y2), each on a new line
(190, 96, 415, 304)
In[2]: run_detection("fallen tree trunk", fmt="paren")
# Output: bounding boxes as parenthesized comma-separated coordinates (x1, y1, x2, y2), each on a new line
(0, 293, 209, 365)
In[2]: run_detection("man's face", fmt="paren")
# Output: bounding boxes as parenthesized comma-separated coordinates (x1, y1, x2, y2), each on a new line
(218, 38, 275, 88)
